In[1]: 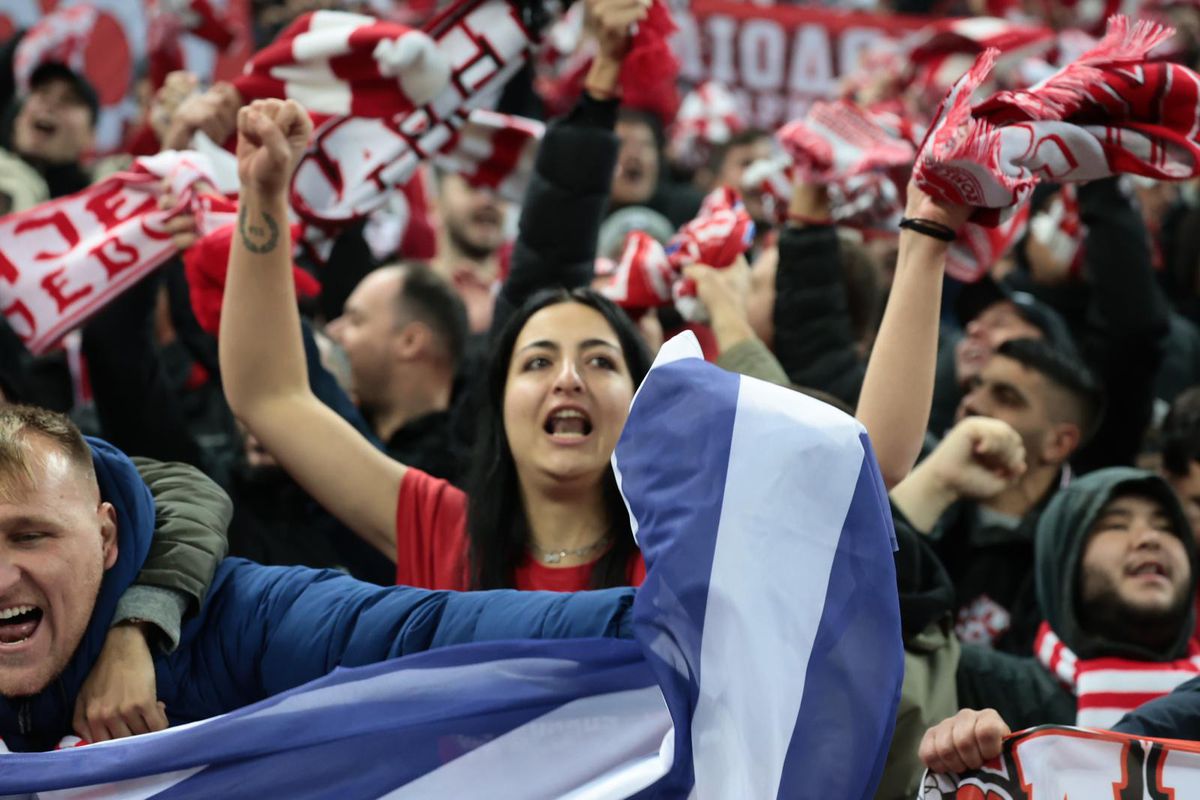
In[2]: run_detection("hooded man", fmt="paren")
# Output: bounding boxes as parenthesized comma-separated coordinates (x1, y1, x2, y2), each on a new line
(917, 467, 1198, 773)
(0, 405, 634, 751)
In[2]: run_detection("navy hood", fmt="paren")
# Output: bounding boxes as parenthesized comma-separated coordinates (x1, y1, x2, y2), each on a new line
(0, 437, 153, 750)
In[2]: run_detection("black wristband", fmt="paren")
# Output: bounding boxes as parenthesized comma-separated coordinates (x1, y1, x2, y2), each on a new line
(899, 217, 958, 242)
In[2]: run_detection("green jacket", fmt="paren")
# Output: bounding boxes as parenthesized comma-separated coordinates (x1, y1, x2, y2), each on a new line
(117, 459, 231, 651)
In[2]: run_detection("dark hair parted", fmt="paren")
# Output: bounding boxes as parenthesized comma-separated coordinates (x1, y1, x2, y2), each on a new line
(464, 288, 652, 590)
(996, 338, 1105, 444)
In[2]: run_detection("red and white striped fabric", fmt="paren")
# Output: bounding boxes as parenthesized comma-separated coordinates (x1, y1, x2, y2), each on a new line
(12, 5, 98, 94)
(0, 151, 217, 355)
(915, 15, 1200, 228)
(603, 187, 755, 320)
(159, 0, 236, 48)
(668, 82, 744, 172)
(1035, 621, 1200, 728)
(742, 102, 912, 232)
(147, 0, 237, 88)
(232, 10, 449, 121)
(270, 3, 535, 259)
(435, 110, 545, 204)
(778, 101, 916, 183)
(946, 203, 1030, 283)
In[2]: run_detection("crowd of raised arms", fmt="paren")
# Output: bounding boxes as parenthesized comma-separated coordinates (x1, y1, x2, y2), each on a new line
(4, 0, 1200, 796)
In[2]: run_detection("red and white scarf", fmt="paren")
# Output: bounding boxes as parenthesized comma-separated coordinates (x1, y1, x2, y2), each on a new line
(231, 5, 539, 260)
(0, 152, 218, 355)
(743, 101, 913, 232)
(915, 15, 1200, 227)
(13, 5, 99, 95)
(668, 82, 745, 173)
(1035, 621, 1200, 729)
(147, 0, 238, 89)
(603, 187, 754, 321)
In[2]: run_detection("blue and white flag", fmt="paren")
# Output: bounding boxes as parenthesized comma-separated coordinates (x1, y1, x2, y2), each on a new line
(0, 333, 902, 799)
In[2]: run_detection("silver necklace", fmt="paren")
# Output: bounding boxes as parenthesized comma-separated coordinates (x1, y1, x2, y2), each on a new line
(529, 536, 612, 565)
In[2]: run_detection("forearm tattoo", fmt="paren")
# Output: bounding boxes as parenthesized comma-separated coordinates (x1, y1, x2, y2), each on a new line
(238, 204, 280, 254)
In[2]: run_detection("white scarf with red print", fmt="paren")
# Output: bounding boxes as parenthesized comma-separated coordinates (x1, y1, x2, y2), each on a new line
(0, 151, 223, 355)
(231, 5, 541, 260)
(915, 16, 1200, 228)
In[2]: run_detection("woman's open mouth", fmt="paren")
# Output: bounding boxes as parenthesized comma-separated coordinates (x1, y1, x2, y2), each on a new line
(544, 408, 593, 440)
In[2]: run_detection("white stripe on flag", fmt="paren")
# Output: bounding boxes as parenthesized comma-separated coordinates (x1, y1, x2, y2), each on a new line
(32, 766, 205, 800)
(690, 375, 867, 799)
(380, 686, 672, 799)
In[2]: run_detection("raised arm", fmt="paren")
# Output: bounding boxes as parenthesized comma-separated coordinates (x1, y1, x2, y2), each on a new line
(856, 183, 970, 487)
(219, 99, 403, 560)
(489, 0, 640, 334)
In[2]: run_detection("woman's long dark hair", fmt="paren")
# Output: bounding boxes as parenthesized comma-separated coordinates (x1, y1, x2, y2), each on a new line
(465, 288, 652, 590)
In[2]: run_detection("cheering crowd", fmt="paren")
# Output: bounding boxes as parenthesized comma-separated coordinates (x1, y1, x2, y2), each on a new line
(6, 0, 1200, 795)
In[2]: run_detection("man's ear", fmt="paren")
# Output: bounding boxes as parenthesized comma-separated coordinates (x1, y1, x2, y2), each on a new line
(1042, 421, 1082, 466)
(394, 320, 432, 361)
(97, 502, 118, 570)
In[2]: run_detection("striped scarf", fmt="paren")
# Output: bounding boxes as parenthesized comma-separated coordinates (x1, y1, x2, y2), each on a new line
(1035, 621, 1200, 729)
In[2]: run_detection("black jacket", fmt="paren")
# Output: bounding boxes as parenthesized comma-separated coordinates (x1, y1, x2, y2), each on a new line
(772, 224, 865, 405)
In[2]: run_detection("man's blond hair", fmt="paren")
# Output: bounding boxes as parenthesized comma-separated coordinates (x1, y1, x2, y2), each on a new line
(0, 405, 94, 497)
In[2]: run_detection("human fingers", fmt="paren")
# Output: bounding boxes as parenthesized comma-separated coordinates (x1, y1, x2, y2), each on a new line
(973, 709, 1010, 764)
(950, 710, 988, 772)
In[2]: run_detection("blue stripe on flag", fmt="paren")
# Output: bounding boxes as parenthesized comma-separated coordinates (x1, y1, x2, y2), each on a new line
(776, 433, 903, 800)
(614, 352, 741, 797)
(0, 639, 652, 796)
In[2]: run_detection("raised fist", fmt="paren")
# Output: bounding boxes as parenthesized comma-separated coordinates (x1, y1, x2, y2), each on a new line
(235, 98, 313, 198)
(927, 417, 1026, 501)
(585, 0, 651, 62)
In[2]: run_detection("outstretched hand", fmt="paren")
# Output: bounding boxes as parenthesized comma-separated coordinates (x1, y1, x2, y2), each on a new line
(235, 99, 313, 198)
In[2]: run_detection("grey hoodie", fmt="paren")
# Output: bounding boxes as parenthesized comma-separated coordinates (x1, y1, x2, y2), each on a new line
(1035, 467, 1197, 663)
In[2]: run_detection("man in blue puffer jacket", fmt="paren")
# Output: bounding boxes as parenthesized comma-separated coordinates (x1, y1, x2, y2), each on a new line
(0, 405, 634, 751)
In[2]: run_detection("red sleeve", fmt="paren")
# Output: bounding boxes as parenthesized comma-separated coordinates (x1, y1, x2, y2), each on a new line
(394, 467, 470, 590)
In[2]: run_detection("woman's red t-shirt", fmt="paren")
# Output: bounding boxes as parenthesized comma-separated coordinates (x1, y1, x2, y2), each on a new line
(394, 468, 646, 591)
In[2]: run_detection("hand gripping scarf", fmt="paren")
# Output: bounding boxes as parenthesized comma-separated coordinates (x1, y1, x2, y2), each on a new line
(915, 15, 1200, 228)
(602, 187, 755, 322)
(0, 151, 218, 355)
